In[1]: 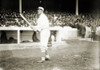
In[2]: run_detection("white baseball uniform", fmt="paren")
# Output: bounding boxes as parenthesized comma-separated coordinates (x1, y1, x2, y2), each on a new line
(36, 13, 50, 52)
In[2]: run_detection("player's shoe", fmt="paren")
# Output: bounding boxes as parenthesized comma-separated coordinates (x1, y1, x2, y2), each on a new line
(45, 58, 50, 61)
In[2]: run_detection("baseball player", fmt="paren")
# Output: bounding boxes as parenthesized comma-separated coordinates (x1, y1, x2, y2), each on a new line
(20, 6, 50, 63)
(35, 7, 50, 63)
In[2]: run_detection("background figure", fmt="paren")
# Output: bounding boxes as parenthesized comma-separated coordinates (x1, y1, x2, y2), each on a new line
(0, 31, 8, 43)
(75, 23, 86, 38)
(32, 31, 39, 42)
(91, 25, 96, 41)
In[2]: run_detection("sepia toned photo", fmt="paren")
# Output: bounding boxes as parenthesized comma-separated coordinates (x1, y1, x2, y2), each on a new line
(0, 0, 100, 70)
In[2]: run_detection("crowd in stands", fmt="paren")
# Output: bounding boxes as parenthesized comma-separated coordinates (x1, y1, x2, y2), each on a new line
(0, 9, 100, 27)
(0, 9, 100, 43)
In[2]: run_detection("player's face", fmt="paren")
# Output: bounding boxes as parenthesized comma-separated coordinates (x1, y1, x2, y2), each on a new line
(37, 9, 43, 15)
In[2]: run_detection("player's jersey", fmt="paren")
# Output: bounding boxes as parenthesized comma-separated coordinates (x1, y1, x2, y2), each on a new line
(36, 13, 49, 30)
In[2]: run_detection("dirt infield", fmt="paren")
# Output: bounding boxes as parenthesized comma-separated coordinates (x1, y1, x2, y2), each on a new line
(0, 39, 99, 70)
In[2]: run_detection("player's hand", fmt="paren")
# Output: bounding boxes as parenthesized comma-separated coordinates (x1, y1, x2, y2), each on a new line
(37, 28, 41, 32)
(30, 26, 40, 32)
(30, 26, 36, 30)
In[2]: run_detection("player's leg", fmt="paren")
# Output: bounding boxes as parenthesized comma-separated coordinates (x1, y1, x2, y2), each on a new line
(44, 29, 50, 60)
(37, 29, 50, 63)
(45, 49, 50, 60)
(37, 48, 46, 63)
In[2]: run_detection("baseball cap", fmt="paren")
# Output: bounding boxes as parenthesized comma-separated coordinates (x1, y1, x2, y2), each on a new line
(38, 6, 44, 11)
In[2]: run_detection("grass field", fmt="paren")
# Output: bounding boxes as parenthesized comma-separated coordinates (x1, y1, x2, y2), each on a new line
(0, 39, 99, 70)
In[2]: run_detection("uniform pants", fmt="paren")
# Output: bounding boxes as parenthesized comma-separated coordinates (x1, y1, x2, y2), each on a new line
(40, 29, 50, 52)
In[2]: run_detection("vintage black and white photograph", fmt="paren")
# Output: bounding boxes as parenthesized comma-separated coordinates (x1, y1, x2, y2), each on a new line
(0, 0, 100, 70)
